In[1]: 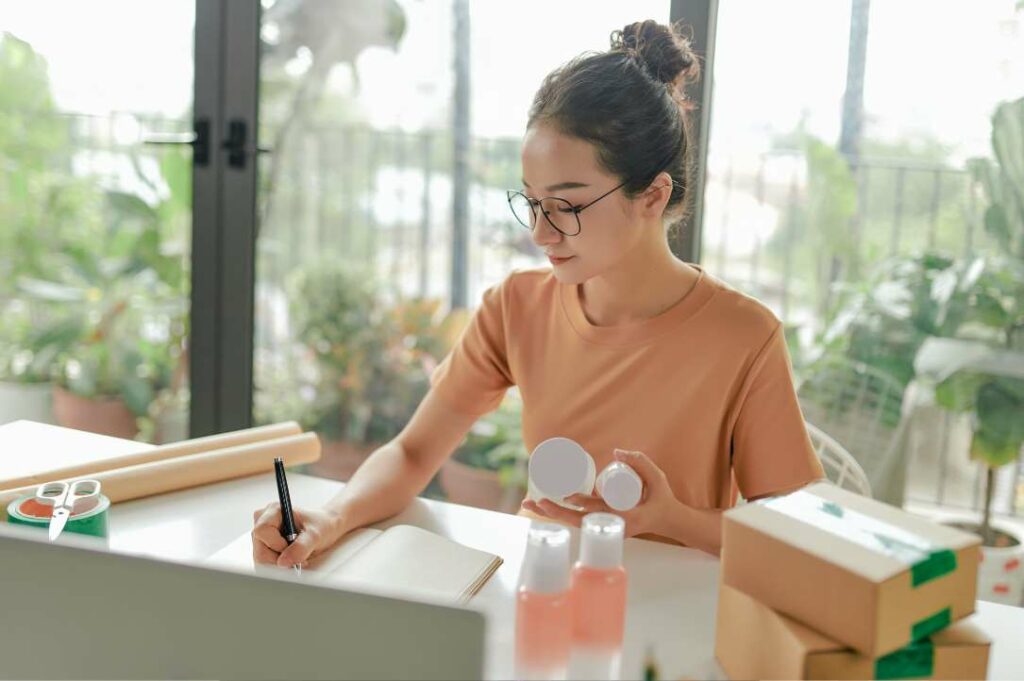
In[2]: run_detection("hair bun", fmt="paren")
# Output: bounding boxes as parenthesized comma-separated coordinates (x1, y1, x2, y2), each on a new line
(611, 20, 700, 89)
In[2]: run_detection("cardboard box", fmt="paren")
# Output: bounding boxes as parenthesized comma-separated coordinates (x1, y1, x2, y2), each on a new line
(715, 584, 990, 680)
(722, 482, 980, 657)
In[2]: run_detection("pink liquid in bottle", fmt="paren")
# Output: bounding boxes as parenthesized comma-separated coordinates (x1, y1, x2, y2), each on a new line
(570, 563, 627, 646)
(515, 524, 572, 680)
(516, 589, 572, 672)
(569, 513, 627, 680)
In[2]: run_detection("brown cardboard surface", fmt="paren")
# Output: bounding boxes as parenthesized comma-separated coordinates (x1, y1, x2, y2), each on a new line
(722, 482, 980, 657)
(715, 584, 991, 680)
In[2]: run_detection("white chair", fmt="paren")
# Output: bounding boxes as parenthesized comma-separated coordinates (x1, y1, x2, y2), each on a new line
(797, 359, 906, 504)
(806, 421, 872, 498)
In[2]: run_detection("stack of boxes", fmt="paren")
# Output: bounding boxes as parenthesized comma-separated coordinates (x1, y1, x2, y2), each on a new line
(716, 482, 991, 680)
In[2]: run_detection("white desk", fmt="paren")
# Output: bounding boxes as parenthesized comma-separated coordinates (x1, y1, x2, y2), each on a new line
(106, 473, 1024, 680)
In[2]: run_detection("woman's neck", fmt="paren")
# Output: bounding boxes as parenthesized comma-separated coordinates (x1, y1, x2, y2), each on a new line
(579, 230, 699, 327)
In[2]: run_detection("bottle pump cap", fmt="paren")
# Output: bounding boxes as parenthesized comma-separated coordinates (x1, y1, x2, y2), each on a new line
(520, 523, 571, 593)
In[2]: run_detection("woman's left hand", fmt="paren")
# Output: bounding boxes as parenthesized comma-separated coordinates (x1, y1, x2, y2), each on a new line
(521, 448, 681, 538)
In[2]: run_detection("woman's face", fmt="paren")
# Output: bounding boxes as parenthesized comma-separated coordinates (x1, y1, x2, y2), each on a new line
(519, 123, 648, 285)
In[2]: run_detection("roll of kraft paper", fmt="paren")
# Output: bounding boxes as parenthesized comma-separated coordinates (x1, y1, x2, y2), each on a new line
(7, 493, 111, 539)
(0, 433, 321, 519)
(0, 421, 303, 492)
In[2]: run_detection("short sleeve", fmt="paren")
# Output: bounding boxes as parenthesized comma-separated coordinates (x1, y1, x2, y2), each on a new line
(430, 279, 514, 416)
(731, 324, 825, 499)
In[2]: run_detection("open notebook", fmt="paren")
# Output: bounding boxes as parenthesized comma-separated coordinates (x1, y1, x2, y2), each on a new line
(207, 524, 502, 604)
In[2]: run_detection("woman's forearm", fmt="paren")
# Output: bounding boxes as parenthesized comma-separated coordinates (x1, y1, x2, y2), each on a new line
(661, 500, 724, 556)
(321, 439, 435, 540)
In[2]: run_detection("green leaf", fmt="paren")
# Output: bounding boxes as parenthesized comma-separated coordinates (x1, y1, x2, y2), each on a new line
(983, 204, 1011, 247)
(935, 372, 986, 412)
(29, 316, 86, 353)
(120, 375, 154, 416)
(972, 292, 1010, 328)
(970, 381, 1024, 467)
(971, 428, 1023, 467)
(61, 243, 103, 284)
(105, 190, 157, 223)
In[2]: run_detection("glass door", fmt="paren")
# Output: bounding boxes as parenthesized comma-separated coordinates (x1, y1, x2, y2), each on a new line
(0, 1, 196, 443)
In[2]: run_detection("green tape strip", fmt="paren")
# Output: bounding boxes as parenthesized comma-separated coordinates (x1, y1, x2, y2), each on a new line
(6, 494, 110, 538)
(912, 608, 951, 641)
(762, 491, 958, 586)
(912, 549, 957, 587)
(875, 638, 934, 680)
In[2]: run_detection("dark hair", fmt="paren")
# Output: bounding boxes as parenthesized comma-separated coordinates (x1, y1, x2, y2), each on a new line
(527, 20, 701, 222)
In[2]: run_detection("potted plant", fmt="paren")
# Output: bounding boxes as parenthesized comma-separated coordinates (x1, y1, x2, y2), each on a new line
(285, 261, 386, 479)
(17, 206, 185, 440)
(923, 96, 1024, 605)
(284, 260, 471, 481)
(47, 294, 150, 440)
(441, 393, 528, 513)
(930, 357, 1024, 606)
(0, 299, 64, 424)
(915, 255, 1024, 606)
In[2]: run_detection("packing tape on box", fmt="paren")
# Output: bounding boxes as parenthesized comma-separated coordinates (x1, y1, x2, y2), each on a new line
(760, 490, 957, 586)
(6, 494, 110, 539)
(874, 638, 934, 680)
(761, 490, 958, 645)
(911, 608, 951, 641)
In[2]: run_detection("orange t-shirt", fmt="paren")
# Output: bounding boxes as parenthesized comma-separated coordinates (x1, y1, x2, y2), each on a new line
(430, 265, 824, 519)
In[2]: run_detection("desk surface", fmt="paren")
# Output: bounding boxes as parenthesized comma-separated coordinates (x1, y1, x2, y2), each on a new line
(106, 472, 1024, 680)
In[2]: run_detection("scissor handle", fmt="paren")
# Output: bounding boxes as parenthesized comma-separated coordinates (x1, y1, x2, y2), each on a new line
(35, 479, 101, 510)
(36, 481, 69, 507)
(67, 479, 101, 504)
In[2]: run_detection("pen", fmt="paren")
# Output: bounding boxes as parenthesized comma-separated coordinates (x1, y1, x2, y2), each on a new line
(273, 457, 302, 576)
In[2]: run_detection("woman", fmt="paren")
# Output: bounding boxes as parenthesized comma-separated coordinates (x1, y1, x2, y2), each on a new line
(252, 19, 823, 564)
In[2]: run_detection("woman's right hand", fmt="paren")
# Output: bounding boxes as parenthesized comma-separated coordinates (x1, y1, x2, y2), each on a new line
(251, 502, 342, 569)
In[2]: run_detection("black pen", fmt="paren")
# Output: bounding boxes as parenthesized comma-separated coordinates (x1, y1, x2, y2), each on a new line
(273, 457, 302, 575)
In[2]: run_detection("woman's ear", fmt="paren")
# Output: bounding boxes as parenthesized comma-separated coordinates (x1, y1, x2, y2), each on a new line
(639, 171, 674, 218)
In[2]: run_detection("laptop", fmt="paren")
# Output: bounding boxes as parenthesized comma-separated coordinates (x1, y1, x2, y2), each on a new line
(0, 522, 486, 680)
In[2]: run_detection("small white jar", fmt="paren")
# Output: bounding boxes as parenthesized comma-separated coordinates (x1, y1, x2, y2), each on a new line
(596, 461, 644, 511)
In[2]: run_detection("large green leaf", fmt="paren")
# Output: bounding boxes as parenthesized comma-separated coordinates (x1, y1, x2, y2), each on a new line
(105, 190, 158, 224)
(983, 204, 1011, 247)
(971, 380, 1024, 467)
(62, 242, 108, 285)
(935, 372, 986, 412)
(972, 291, 1010, 328)
(29, 316, 86, 352)
(120, 375, 154, 416)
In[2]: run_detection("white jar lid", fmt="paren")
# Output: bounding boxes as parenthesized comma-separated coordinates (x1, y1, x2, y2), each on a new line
(579, 513, 625, 569)
(528, 437, 595, 500)
(597, 462, 644, 511)
(519, 523, 571, 593)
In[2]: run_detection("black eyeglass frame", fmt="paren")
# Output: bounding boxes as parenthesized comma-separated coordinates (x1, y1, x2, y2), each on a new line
(506, 181, 627, 236)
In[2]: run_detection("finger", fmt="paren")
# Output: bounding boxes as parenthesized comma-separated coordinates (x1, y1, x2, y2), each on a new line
(278, 526, 321, 567)
(565, 493, 612, 514)
(614, 449, 663, 484)
(252, 524, 289, 552)
(254, 502, 281, 529)
(536, 499, 584, 527)
(252, 504, 275, 524)
(521, 499, 548, 516)
(253, 541, 281, 566)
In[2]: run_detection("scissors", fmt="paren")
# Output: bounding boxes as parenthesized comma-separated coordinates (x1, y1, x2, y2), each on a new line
(35, 479, 102, 541)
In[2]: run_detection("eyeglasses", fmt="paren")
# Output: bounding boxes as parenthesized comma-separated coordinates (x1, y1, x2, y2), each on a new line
(506, 182, 627, 237)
